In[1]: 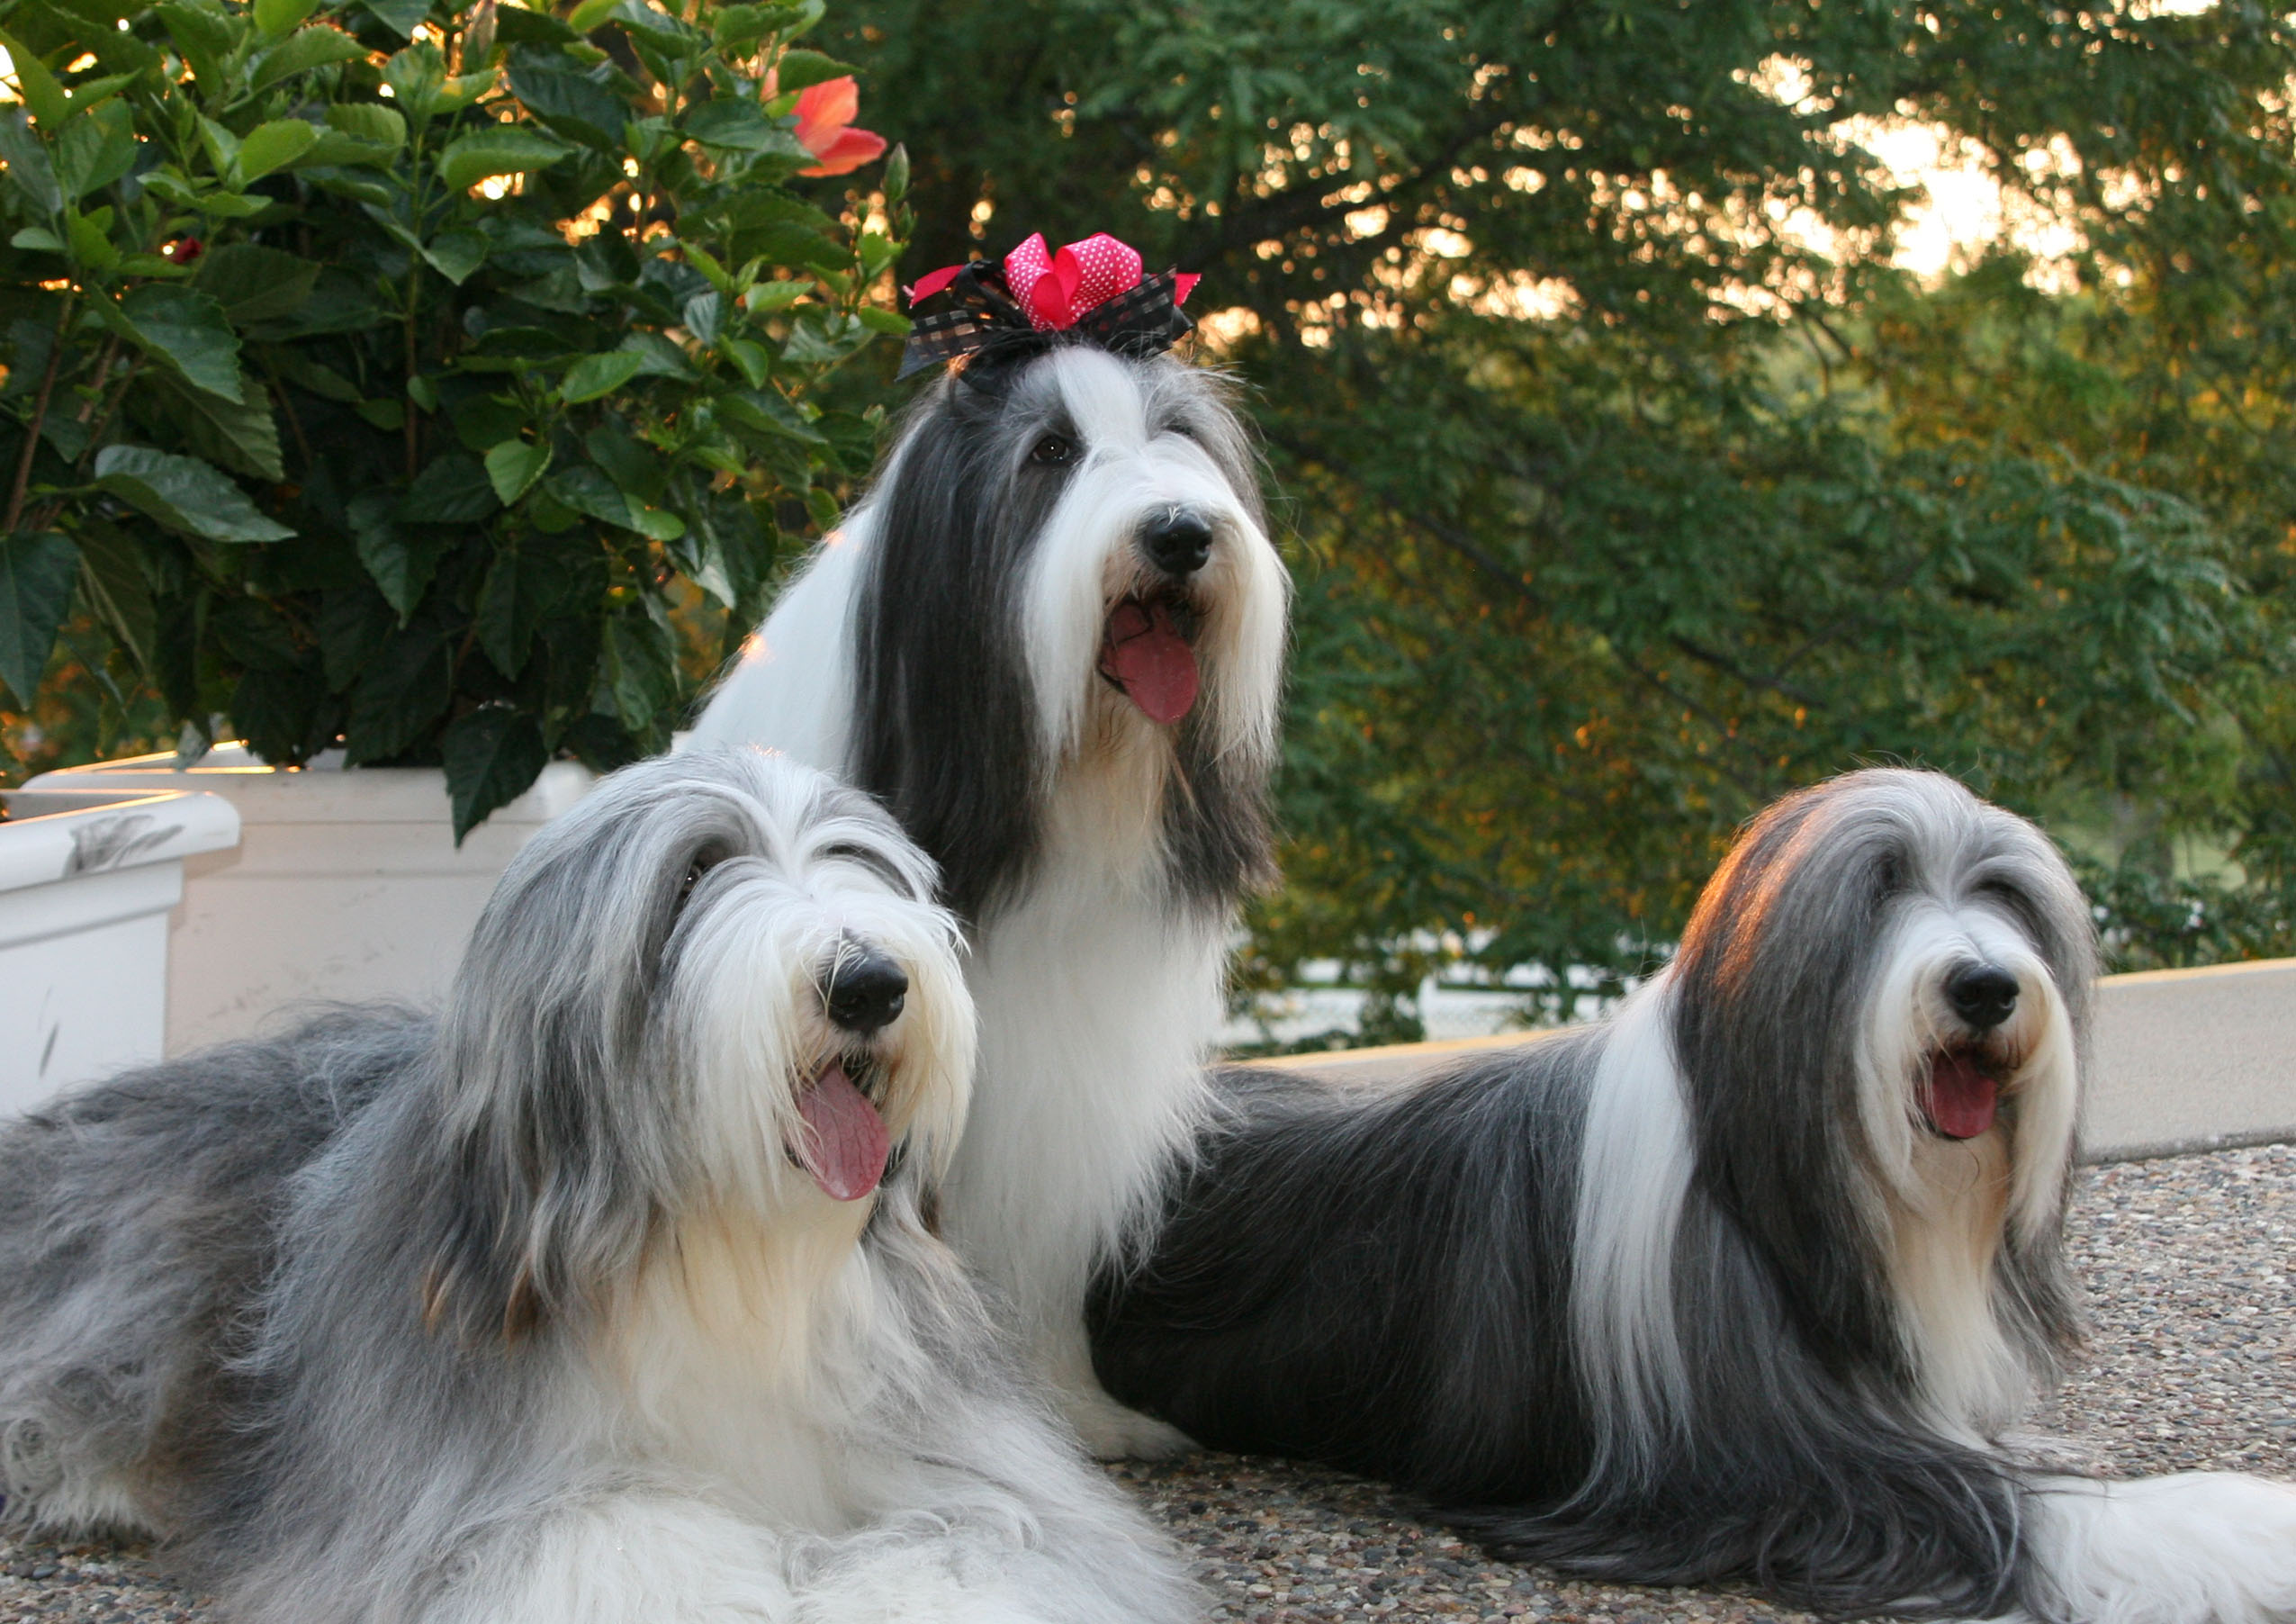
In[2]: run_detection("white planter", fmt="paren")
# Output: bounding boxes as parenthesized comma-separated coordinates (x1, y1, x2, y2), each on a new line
(1, 785, 241, 1114)
(23, 744, 594, 1055)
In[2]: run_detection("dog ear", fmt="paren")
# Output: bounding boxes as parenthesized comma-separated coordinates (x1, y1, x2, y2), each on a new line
(415, 798, 691, 1346)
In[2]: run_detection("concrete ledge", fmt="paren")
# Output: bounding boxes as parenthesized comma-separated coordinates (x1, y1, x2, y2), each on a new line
(1256, 957, 2296, 1164)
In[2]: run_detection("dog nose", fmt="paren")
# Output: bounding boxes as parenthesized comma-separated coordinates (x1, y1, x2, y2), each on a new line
(1945, 963, 2019, 1032)
(825, 949, 908, 1035)
(1140, 510, 1212, 578)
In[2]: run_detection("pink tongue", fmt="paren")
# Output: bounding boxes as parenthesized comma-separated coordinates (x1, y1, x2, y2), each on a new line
(1101, 599, 1200, 725)
(794, 1062, 889, 1201)
(1923, 1052, 1999, 1140)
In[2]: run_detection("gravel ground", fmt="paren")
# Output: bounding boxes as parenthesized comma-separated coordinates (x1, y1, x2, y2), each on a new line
(5, 1142, 2290, 1622)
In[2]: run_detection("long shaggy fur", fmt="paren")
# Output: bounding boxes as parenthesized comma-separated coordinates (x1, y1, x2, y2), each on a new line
(0, 750, 1197, 1624)
(1091, 768, 2296, 1621)
(693, 342, 1288, 1451)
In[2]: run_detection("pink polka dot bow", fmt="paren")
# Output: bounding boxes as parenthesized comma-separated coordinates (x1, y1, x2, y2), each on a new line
(899, 230, 1202, 378)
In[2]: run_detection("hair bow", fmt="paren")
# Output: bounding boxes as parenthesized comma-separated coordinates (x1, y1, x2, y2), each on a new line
(898, 231, 1202, 379)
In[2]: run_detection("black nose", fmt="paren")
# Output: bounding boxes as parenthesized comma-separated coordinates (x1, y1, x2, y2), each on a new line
(1140, 510, 1213, 578)
(824, 948, 907, 1035)
(1945, 963, 2019, 1032)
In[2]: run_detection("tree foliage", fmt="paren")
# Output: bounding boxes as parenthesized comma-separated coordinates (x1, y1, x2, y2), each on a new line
(833, 0, 2296, 1034)
(0, 0, 905, 835)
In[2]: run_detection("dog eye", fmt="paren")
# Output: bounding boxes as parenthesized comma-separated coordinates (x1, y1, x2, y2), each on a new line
(676, 847, 728, 909)
(1029, 433, 1077, 466)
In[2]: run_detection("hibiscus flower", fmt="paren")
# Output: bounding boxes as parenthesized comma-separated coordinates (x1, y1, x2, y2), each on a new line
(784, 74, 887, 177)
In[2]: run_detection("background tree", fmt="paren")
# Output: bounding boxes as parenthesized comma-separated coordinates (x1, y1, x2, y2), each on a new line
(824, 0, 2295, 1040)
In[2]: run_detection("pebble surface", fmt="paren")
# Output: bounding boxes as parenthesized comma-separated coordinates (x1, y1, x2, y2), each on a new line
(5, 1143, 2290, 1623)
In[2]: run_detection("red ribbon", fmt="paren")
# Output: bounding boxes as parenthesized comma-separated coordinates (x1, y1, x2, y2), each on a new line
(908, 232, 1199, 328)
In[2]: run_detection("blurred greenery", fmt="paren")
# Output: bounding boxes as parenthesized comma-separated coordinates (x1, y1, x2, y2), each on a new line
(13, 0, 2291, 1028)
(828, 0, 2293, 1037)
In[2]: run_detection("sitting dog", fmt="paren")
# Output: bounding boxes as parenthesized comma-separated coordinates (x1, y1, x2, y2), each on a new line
(0, 750, 1197, 1624)
(1093, 768, 2296, 1621)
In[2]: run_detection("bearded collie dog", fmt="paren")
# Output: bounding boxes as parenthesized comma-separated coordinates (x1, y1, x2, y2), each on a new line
(692, 341, 1289, 1454)
(0, 751, 1196, 1624)
(1091, 769, 2296, 1622)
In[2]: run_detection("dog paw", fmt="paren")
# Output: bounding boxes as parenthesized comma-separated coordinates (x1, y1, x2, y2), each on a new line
(1058, 1390, 1197, 1461)
(2026, 1472, 2296, 1624)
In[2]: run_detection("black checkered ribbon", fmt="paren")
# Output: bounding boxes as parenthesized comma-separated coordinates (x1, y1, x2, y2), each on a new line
(898, 261, 1196, 379)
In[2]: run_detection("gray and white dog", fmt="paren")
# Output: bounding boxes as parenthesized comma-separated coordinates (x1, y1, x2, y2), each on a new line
(0, 750, 1197, 1624)
(693, 343, 1289, 1456)
(1093, 769, 2296, 1622)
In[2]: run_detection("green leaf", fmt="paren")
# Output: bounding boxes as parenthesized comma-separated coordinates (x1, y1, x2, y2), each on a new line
(380, 41, 446, 115)
(347, 491, 452, 618)
(421, 227, 488, 284)
(11, 226, 65, 252)
(541, 465, 635, 528)
(625, 503, 682, 541)
(0, 531, 79, 706)
(398, 453, 498, 523)
(681, 289, 721, 346)
(252, 24, 369, 91)
(237, 118, 320, 182)
(318, 581, 393, 690)
(855, 305, 910, 337)
(196, 114, 240, 177)
(610, 0, 702, 51)
(504, 48, 625, 150)
(719, 334, 771, 387)
(144, 366, 286, 481)
(296, 130, 398, 166)
(600, 603, 675, 732)
(65, 210, 119, 270)
(770, 49, 851, 94)
(94, 447, 294, 542)
(681, 97, 788, 153)
(360, 0, 432, 39)
(344, 617, 449, 762)
(443, 704, 548, 842)
(718, 387, 824, 444)
(185, 189, 273, 218)
(743, 279, 808, 314)
(55, 99, 139, 200)
(483, 438, 549, 503)
(565, 0, 617, 32)
(193, 243, 321, 323)
(253, 0, 320, 40)
(0, 29, 72, 127)
(155, 3, 237, 94)
(119, 284, 243, 401)
(492, 5, 579, 45)
(711, 4, 775, 50)
(0, 112, 62, 214)
(75, 519, 156, 672)
(559, 349, 644, 402)
(473, 545, 554, 675)
(324, 102, 408, 149)
(435, 124, 570, 190)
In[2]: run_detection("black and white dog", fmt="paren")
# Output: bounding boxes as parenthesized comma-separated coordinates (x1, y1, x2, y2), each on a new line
(693, 328, 1289, 1454)
(0, 751, 1198, 1624)
(1091, 769, 2296, 1621)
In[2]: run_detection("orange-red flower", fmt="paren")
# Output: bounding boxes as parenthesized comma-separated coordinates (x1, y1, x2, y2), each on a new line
(788, 76, 886, 177)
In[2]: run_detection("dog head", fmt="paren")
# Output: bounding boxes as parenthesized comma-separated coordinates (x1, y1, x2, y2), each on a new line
(1668, 767, 2093, 1424)
(425, 748, 974, 1341)
(849, 344, 1288, 919)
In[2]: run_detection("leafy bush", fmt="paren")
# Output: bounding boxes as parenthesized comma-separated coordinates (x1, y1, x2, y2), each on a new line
(0, 0, 906, 833)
